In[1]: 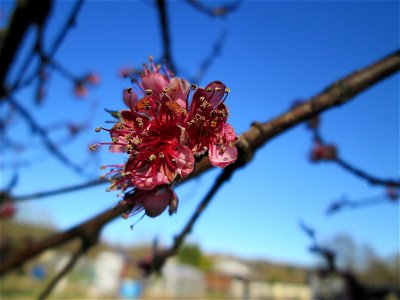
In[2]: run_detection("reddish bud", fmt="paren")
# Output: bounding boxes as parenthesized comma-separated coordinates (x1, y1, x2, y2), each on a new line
(74, 81, 88, 98)
(85, 73, 100, 85)
(386, 186, 399, 201)
(310, 142, 337, 162)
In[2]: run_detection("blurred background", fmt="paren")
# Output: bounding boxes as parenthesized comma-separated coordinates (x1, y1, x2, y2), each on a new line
(0, 0, 399, 299)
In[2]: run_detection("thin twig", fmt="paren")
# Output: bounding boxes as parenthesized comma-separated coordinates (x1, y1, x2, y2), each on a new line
(8, 96, 84, 173)
(37, 245, 86, 300)
(334, 157, 400, 188)
(326, 194, 395, 215)
(1, 50, 399, 276)
(190, 28, 227, 84)
(156, 0, 176, 73)
(9, 0, 84, 94)
(14, 178, 106, 201)
(144, 166, 237, 273)
(0, 0, 52, 99)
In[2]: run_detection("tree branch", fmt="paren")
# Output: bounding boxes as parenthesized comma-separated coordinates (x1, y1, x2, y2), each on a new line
(0, 0, 52, 98)
(1, 50, 399, 276)
(141, 166, 237, 274)
(156, 0, 176, 73)
(13, 178, 106, 201)
(334, 157, 400, 187)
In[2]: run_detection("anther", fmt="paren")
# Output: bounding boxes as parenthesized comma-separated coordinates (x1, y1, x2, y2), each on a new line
(112, 137, 118, 143)
(132, 137, 141, 145)
(100, 166, 106, 170)
(95, 127, 101, 132)
(225, 88, 230, 93)
(126, 87, 133, 93)
(215, 87, 221, 91)
(211, 121, 217, 127)
(149, 154, 156, 161)
(206, 87, 212, 92)
(89, 145, 97, 151)
(191, 84, 197, 90)
(145, 89, 153, 95)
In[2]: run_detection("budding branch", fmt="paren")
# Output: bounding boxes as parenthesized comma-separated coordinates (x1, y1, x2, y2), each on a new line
(1, 50, 399, 276)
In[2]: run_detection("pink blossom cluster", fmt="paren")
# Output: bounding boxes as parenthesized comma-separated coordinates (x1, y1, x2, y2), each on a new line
(93, 58, 237, 218)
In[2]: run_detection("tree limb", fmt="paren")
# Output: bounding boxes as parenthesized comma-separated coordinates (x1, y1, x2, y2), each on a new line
(1, 50, 399, 276)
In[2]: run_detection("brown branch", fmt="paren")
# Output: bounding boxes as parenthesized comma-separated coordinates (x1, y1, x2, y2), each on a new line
(1, 50, 399, 276)
(334, 157, 400, 188)
(0, 0, 52, 99)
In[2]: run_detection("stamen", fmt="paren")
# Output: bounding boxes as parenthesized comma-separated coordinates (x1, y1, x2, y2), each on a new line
(132, 137, 141, 145)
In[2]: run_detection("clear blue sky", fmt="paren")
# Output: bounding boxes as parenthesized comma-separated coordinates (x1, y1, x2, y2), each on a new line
(1, 1, 399, 266)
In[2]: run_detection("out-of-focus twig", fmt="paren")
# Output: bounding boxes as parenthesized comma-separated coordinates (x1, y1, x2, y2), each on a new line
(326, 193, 398, 215)
(139, 164, 239, 274)
(156, 0, 176, 73)
(1, 50, 399, 276)
(187, 0, 242, 17)
(190, 28, 227, 84)
(9, 0, 84, 94)
(0, 0, 52, 99)
(334, 157, 400, 187)
(13, 178, 106, 201)
(8, 96, 84, 173)
(37, 243, 87, 300)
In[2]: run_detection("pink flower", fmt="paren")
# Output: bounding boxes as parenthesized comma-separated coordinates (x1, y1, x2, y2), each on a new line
(122, 88, 139, 108)
(93, 58, 238, 219)
(187, 81, 238, 167)
(101, 95, 194, 191)
(122, 57, 190, 108)
(122, 185, 179, 218)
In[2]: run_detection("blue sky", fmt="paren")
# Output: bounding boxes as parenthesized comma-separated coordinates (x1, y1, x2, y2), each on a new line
(1, 1, 399, 266)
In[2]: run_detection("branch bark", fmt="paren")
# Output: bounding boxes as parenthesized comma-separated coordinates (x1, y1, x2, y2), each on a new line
(1, 50, 399, 276)
(0, 0, 52, 98)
